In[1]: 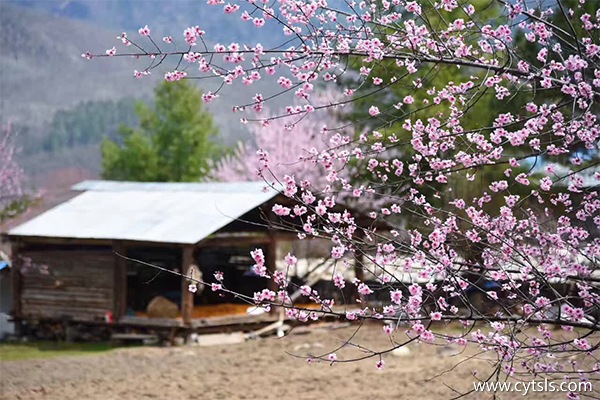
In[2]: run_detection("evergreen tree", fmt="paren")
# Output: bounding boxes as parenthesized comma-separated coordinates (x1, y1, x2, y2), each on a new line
(101, 80, 223, 182)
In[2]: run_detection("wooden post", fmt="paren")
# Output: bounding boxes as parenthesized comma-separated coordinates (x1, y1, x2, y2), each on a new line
(353, 232, 366, 303)
(354, 252, 365, 282)
(181, 246, 194, 325)
(265, 199, 279, 295)
(113, 241, 127, 320)
(10, 242, 22, 321)
(266, 232, 278, 315)
(354, 231, 365, 282)
(267, 232, 277, 292)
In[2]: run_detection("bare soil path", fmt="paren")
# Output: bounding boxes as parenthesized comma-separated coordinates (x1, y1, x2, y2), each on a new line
(0, 323, 594, 399)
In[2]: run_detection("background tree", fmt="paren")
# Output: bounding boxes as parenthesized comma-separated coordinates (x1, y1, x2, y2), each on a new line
(339, 0, 533, 226)
(0, 125, 34, 222)
(216, 88, 392, 213)
(217, 90, 349, 183)
(102, 80, 223, 182)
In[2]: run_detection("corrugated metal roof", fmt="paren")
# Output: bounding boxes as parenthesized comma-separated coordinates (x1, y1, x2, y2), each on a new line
(9, 180, 277, 245)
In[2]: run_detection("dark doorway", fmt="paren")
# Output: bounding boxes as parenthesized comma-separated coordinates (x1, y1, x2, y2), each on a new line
(125, 247, 182, 313)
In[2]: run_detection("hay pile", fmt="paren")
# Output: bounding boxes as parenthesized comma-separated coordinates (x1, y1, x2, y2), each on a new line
(146, 296, 180, 318)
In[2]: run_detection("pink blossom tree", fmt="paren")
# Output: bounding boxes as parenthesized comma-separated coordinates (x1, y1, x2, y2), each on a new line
(0, 124, 29, 222)
(89, 0, 599, 396)
(214, 88, 349, 185)
(213, 89, 388, 210)
(214, 87, 406, 215)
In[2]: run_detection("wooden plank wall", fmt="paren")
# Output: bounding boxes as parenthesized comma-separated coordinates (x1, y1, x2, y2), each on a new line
(19, 250, 115, 321)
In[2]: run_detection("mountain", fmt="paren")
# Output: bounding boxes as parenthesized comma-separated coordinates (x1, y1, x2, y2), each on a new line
(0, 3, 159, 127)
(0, 2, 292, 187)
(7, 0, 285, 47)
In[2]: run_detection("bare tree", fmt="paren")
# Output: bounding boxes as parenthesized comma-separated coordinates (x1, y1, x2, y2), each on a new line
(0, 124, 30, 222)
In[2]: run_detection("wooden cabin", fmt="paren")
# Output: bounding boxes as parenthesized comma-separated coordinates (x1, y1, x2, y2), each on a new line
(6, 180, 292, 334)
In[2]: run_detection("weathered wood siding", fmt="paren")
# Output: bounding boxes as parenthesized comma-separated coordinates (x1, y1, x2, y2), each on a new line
(19, 250, 114, 321)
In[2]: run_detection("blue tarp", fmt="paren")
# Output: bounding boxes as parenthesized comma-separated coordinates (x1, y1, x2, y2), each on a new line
(0, 261, 9, 271)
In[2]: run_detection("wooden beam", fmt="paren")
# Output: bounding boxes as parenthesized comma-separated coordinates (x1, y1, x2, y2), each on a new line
(181, 246, 194, 325)
(112, 241, 127, 319)
(197, 231, 301, 248)
(7, 235, 197, 249)
(7, 236, 113, 247)
(198, 235, 271, 248)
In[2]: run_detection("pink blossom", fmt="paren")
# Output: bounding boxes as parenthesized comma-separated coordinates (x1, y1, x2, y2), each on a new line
(515, 173, 530, 185)
(409, 284, 422, 296)
(420, 330, 435, 343)
(300, 285, 312, 297)
(539, 177, 553, 191)
(490, 322, 505, 332)
(333, 274, 345, 289)
(272, 204, 291, 216)
(405, 1, 421, 15)
(164, 70, 187, 81)
(252, 264, 267, 277)
(138, 25, 151, 36)
(117, 32, 130, 46)
(573, 338, 590, 351)
(224, 3, 239, 13)
(251, 248, 265, 266)
(277, 77, 293, 89)
(331, 245, 346, 259)
(253, 289, 276, 303)
(430, 312, 442, 321)
(357, 283, 373, 296)
(284, 253, 297, 266)
(202, 92, 218, 103)
(390, 290, 403, 305)
(412, 322, 425, 334)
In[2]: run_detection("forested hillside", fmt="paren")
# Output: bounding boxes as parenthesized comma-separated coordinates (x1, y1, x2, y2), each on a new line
(44, 99, 139, 152)
(0, 3, 156, 127)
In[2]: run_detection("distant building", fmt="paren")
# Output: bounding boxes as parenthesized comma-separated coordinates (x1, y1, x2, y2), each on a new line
(6, 180, 290, 332)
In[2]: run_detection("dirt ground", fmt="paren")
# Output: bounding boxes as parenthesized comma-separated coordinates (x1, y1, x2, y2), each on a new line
(0, 322, 597, 400)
